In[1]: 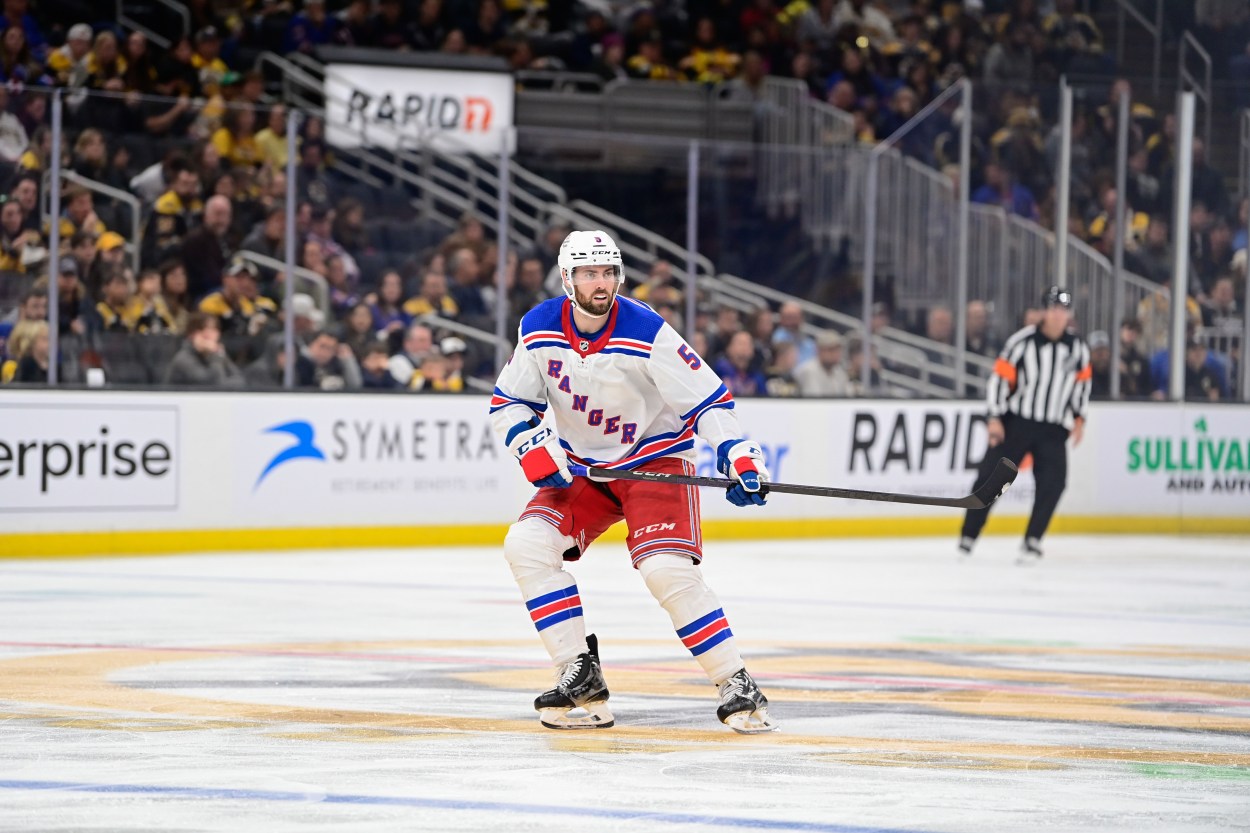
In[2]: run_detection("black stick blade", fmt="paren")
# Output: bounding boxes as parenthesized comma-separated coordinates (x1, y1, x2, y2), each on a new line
(969, 458, 1019, 509)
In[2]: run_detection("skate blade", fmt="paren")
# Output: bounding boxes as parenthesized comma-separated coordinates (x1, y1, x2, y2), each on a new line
(1015, 553, 1042, 567)
(538, 702, 615, 730)
(724, 707, 778, 734)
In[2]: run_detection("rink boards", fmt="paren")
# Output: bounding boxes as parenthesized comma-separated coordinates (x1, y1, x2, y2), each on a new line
(2, 390, 1248, 556)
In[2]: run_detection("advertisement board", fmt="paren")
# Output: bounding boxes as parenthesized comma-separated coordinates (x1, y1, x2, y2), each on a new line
(0, 402, 178, 513)
(324, 63, 514, 154)
(1, 390, 1246, 556)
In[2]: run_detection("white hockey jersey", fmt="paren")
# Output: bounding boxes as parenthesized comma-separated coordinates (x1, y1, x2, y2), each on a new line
(490, 296, 743, 469)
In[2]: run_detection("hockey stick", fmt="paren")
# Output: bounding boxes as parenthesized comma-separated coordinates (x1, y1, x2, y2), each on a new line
(567, 458, 1019, 510)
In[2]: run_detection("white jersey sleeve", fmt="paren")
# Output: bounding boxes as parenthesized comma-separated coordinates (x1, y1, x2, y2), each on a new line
(490, 327, 550, 441)
(647, 322, 742, 452)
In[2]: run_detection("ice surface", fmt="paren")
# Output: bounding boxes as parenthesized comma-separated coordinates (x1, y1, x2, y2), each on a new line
(2, 535, 1249, 832)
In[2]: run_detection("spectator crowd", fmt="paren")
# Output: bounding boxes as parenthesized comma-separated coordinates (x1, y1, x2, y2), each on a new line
(0, 0, 1244, 400)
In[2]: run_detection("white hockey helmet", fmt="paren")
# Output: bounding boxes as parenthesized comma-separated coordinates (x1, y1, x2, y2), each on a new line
(558, 230, 624, 309)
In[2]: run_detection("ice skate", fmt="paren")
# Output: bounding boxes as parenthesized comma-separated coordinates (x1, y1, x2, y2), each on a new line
(1016, 537, 1043, 566)
(535, 633, 614, 729)
(957, 536, 975, 559)
(716, 668, 777, 734)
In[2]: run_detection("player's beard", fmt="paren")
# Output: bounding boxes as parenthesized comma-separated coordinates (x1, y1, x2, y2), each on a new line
(573, 284, 616, 317)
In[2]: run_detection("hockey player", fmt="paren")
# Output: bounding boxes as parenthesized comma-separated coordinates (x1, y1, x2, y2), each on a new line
(489, 230, 776, 734)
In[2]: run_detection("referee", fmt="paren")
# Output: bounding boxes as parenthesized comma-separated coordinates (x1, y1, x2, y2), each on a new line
(959, 286, 1092, 564)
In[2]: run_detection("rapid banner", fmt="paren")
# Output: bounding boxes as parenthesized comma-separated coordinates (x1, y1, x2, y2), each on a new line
(324, 63, 514, 154)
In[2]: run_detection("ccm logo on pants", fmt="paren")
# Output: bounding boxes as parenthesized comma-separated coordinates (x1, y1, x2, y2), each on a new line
(634, 523, 676, 538)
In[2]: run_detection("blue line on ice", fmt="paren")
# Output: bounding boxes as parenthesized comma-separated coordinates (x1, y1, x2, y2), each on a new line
(0, 779, 930, 833)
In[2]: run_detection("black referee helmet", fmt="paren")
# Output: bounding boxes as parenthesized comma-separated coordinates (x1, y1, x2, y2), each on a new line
(1041, 285, 1073, 308)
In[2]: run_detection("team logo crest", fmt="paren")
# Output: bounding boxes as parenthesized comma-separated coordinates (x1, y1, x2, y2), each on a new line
(579, 339, 590, 351)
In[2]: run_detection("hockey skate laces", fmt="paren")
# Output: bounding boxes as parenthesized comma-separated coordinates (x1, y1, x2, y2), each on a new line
(558, 656, 585, 687)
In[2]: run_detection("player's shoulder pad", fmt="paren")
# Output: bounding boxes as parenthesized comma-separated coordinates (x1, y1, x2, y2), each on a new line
(612, 296, 665, 345)
(519, 296, 566, 339)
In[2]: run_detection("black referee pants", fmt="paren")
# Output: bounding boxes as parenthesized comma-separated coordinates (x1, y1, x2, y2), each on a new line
(961, 416, 1069, 542)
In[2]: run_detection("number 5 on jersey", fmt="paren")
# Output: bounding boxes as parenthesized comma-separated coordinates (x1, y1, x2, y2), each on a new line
(678, 344, 701, 370)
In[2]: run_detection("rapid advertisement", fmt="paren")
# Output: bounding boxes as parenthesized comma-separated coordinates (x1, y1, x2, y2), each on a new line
(1, 391, 1247, 555)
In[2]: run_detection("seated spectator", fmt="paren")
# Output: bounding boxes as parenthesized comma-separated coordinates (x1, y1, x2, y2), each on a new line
(846, 336, 882, 394)
(326, 255, 360, 317)
(122, 30, 157, 93)
(54, 256, 87, 337)
(55, 186, 107, 241)
(368, 269, 410, 341)
(1150, 334, 1230, 401)
(403, 270, 460, 319)
(1202, 275, 1242, 331)
(85, 30, 126, 91)
(388, 321, 436, 387)
(1137, 278, 1202, 354)
(748, 306, 775, 368)
(339, 302, 376, 361)
(795, 0, 840, 55)
(239, 204, 286, 293)
(160, 259, 192, 335)
(126, 267, 178, 334)
(16, 124, 48, 174)
(771, 301, 816, 365)
(632, 258, 679, 303)
(307, 203, 359, 285)
(983, 19, 1035, 91)
(360, 341, 399, 389)
(972, 161, 1038, 220)
(288, 292, 325, 341)
(0, 195, 41, 272)
(47, 22, 92, 87)
(10, 173, 38, 231)
(834, 0, 895, 47)
(296, 328, 361, 390)
(1118, 318, 1153, 398)
(88, 268, 135, 335)
(794, 330, 852, 396)
(446, 246, 488, 322)
(679, 16, 741, 83)
(1087, 329, 1112, 399)
(2, 319, 50, 384)
(965, 300, 1000, 358)
(190, 25, 228, 91)
(164, 312, 244, 387)
(181, 194, 233, 300)
(626, 32, 679, 81)
(86, 231, 127, 299)
(923, 304, 955, 365)
(199, 257, 278, 339)
(0, 286, 45, 360)
(1043, 0, 1104, 74)
(0, 86, 26, 164)
(143, 158, 202, 266)
(463, 0, 506, 51)
(824, 47, 888, 111)
(255, 104, 291, 169)
(438, 336, 468, 390)
(410, 350, 463, 392)
(713, 330, 767, 397)
(764, 340, 801, 397)
(284, 0, 338, 55)
(212, 104, 263, 170)
(332, 198, 371, 261)
(0, 0, 47, 62)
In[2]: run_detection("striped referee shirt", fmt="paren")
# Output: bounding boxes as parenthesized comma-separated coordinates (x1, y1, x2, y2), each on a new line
(988, 326, 1092, 428)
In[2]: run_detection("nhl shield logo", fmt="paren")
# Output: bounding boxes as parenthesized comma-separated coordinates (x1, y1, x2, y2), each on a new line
(579, 339, 590, 351)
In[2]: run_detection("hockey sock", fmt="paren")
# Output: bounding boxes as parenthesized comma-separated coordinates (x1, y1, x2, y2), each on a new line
(504, 518, 587, 667)
(638, 552, 743, 684)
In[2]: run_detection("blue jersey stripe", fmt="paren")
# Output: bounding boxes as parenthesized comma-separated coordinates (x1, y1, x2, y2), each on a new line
(680, 384, 729, 421)
(526, 585, 578, 611)
(534, 606, 583, 631)
(676, 608, 726, 638)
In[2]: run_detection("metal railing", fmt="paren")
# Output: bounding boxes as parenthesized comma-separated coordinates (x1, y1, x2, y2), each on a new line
(116, 0, 189, 50)
(1112, 0, 1163, 95)
(1240, 110, 1250, 199)
(1179, 31, 1213, 151)
(41, 169, 142, 274)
